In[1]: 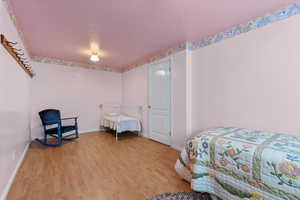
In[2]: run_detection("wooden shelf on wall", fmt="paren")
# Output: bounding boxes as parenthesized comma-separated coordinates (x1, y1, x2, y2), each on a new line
(1, 34, 34, 78)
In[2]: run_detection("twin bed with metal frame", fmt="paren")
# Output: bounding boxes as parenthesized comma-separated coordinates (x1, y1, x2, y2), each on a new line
(99, 104, 143, 140)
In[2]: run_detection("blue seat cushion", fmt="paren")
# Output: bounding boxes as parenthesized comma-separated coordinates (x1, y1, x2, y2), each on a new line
(45, 125, 76, 135)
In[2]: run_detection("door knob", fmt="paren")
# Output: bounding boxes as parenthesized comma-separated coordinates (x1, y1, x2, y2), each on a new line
(148, 105, 151, 109)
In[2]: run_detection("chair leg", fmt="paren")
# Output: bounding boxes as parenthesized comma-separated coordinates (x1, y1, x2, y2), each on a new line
(116, 132, 118, 141)
(75, 118, 79, 138)
(57, 129, 63, 146)
(75, 127, 79, 138)
(35, 127, 63, 147)
(36, 128, 79, 147)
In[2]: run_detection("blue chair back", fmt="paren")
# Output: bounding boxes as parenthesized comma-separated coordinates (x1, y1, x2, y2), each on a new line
(39, 109, 61, 125)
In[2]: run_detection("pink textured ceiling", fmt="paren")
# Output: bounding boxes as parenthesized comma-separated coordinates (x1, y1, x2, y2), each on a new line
(8, 0, 298, 70)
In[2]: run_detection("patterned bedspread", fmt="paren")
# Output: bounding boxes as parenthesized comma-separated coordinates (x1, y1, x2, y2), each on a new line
(175, 127, 300, 200)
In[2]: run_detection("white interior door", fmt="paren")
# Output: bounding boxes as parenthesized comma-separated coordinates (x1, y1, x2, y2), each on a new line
(148, 59, 171, 145)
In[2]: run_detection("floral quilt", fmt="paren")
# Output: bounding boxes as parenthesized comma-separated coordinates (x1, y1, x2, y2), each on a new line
(175, 127, 300, 200)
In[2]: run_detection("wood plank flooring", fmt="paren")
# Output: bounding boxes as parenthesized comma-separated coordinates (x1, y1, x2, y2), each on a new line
(7, 132, 190, 200)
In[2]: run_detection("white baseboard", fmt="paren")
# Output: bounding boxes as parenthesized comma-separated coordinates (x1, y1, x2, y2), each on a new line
(79, 129, 101, 134)
(171, 144, 183, 151)
(33, 129, 102, 141)
(141, 135, 183, 151)
(0, 143, 30, 200)
(141, 132, 148, 138)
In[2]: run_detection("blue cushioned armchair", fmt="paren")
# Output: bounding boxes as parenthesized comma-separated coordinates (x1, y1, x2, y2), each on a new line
(35, 109, 79, 146)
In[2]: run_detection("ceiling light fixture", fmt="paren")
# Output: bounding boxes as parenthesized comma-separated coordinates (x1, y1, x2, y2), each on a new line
(90, 53, 100, 62)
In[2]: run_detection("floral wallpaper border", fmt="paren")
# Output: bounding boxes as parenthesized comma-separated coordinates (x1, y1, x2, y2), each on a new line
(31, 56, 122, 73)
(122, 42, 188, 72)
(190, 1, 300, 50)
(3, 0, 300, 73)
(124, 1, 300, 71)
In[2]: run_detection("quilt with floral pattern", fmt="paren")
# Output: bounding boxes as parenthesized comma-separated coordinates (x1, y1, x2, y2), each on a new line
(175, 127, 300, 200)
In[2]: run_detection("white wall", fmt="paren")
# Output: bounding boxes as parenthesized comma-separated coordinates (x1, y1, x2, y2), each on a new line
(31, 62, 122, 139)
(122, 64, 148, 136)
(191, 14, 300, 136)
(0, 1, 31, 198)
(171, 50, 190, 149)
(122, 51, 189, 149)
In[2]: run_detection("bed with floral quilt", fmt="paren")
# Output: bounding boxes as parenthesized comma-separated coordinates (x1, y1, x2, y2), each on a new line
(175, 127, 300, 200)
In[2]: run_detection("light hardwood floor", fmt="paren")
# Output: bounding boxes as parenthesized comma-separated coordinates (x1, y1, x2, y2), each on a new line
(7, 132, 190, 200)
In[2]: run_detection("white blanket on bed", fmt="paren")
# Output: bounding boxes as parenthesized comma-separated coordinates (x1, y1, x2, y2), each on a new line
(102, 114, 141, 133)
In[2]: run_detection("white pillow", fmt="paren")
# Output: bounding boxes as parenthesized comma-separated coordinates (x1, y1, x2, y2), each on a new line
(105, 112, 119, 117)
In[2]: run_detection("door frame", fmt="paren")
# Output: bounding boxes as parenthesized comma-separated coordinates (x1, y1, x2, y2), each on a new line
(147, 56, 172, 145)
